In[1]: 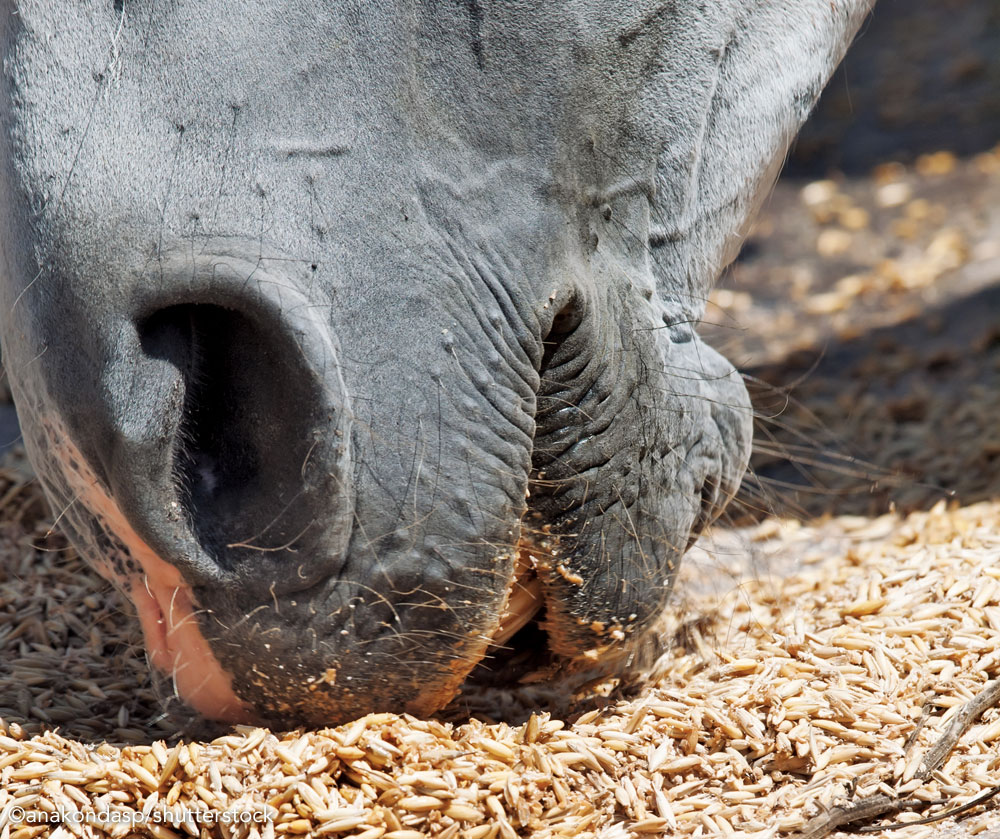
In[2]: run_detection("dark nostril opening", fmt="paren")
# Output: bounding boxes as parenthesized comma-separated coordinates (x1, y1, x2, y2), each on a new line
(142, 305, 256, 516)
(687, 478, 719, 551)
(138, 304, 323, 571)
(540, 302, 584, 373)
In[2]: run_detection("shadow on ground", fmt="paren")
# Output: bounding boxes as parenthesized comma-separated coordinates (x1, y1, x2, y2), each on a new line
(730, 283, 1000, 523)
(788, 0, 1000, 175)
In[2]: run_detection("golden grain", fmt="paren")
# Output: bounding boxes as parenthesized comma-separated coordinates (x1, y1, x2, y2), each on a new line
(2, 475, 1000, 838)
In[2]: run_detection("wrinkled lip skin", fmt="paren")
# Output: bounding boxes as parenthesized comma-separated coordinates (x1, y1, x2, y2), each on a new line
(32, 281, 752, 726)
(50, 414, 555, 725)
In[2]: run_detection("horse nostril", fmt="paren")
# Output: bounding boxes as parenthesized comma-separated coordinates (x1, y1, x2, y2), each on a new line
(687, 477, 720, 551)
(135, 300, 350, 583)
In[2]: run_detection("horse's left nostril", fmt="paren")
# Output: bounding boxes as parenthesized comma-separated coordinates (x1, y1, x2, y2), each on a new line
(100, 255, 357, 594)
(140, 303, 306, 570)
(687, 477, 720, 551)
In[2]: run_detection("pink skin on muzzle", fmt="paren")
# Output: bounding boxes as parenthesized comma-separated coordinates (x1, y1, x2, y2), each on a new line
(50, 428, 254, 723)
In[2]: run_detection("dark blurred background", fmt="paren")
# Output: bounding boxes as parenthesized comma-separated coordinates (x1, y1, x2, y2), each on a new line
(790, 0, 1000, 175)
(703, 0, 1000, 522)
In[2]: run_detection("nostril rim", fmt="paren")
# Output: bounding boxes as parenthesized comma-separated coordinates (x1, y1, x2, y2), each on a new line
(108, 254, 354, 593)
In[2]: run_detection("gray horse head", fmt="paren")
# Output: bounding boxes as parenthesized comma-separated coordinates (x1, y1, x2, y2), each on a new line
(0, 0, 872, 724)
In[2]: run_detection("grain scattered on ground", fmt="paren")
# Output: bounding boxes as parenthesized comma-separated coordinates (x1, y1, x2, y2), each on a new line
(3, 461, 1000, 837)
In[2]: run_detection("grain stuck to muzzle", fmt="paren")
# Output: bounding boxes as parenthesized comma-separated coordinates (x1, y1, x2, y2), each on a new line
(491, 548, 543, 647)
(3, 467, 1000, 838)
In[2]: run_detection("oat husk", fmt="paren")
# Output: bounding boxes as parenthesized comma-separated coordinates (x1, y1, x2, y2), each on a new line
(4, 443, 1000, 839)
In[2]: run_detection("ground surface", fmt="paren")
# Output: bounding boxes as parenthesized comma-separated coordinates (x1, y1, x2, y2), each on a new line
(3, 482, 1000, 839)
(706, 142, 1000, 524)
